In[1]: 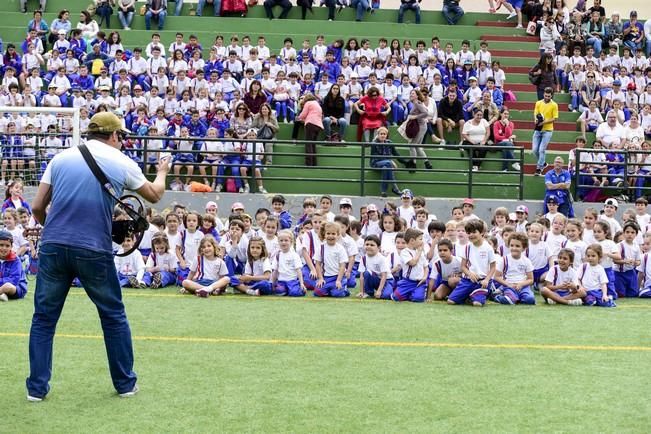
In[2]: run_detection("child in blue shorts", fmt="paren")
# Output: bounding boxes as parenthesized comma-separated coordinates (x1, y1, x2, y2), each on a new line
(314, 222, 349, 297)
(181, 236, 230, 297)
(357, 235, 393, 299)
(392, 228, 428, 303)
(272, 230, 306, 296)
(493, 232, 535, 305)
(614, 221, 641, 297)
(578, 244, 616, 307)
(231, 237, 274, 296)
(0, 230, 28, 302)
(427, 238, 462, 301)
(143, 233, 178, 289)
(540, 248, 585, 305)
(448, 219, 496, 307)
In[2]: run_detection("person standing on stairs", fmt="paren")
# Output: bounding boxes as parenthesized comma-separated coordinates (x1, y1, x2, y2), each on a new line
(532, 87, 558, 176)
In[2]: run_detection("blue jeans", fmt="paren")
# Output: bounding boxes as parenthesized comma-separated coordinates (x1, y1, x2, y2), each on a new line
(372, 159, 397, 193)
(398, 3, 420, 23)
(145, 10, 167, 29)
(623, 39, 642, 53)
(26, 243, 137, 398)
(646, 39, 651, 58)
(586, 37, 603, 56)
(118, 10, 134, 28)
(532, 130, 552, 169)
(323, 117, 348, 138)
(495, 140, 515, 170)
(172, 0, 184, 15)
(350, 0, 369, 21)
(442, 3, 464, 25)
(197, 0, 221, 16)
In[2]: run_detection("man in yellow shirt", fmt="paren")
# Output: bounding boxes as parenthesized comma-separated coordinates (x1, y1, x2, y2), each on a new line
(532, 87, 559, 176)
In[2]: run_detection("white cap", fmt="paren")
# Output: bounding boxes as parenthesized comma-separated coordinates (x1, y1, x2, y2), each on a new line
(339, 198, 352, 207)
(205, 201, 218, 210)
(604, 198, 618, 208)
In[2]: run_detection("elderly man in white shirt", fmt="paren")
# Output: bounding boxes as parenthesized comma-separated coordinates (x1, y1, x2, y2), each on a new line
(595, 110, 625, 148)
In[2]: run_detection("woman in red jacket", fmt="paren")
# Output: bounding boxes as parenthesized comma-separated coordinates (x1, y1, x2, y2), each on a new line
(353, 86, 390, 142)
(492, 107, 521, 172)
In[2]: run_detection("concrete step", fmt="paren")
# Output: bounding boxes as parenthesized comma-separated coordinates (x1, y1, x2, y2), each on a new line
(492, 49, 540, 58)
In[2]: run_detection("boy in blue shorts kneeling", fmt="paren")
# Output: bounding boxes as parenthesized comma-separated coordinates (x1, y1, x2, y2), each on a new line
(392, 228, 428, 302)
(358, 235, 393, 299)
(0, 230, 28, 302)
(448, 219, 496, 307)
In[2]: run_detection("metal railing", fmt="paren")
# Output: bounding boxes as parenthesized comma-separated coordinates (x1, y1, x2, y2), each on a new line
(5, 133, 526, 199)
(573, 148, 651, 201)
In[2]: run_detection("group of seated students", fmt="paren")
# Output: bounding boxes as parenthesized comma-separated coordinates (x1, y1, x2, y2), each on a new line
(9, 185, 651, 308)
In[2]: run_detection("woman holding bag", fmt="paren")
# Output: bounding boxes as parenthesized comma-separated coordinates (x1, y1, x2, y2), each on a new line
(399, 89, 432, 171)
(251, 103, 279, 164)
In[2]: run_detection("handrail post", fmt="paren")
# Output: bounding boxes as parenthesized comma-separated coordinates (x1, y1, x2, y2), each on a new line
(360, 142, 366, 197)
(251, 138, 257, 193)
(623, 150, 629, 193)
(518, 146, 524, 200)
(573, 149, 580, 201)
(467, 145, 473, 198)
(142, 137, 148, 177)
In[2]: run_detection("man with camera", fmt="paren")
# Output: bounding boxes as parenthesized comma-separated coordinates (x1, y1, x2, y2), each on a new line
(531, 87, 558, 176)
(26, 112, 170, 402)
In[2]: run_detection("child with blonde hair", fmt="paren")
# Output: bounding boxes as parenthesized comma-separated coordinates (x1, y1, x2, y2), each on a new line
(181, 236, 230, 297)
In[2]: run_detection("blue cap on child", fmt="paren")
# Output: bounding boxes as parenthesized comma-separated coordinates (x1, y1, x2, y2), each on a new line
(0, 230, 13, 242)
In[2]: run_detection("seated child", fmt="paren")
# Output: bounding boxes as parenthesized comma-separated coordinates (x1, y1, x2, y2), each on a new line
(114, 234, 146, 288)
(427, 238, 462, 301)
(181, 236, 230, 297)
(0, 230, 28, 301)
(231, 236, 273, 296)
(271, 230, 306, 296)
(358, 234, 393, 299)
(143, 232, 178, 289)
(540, 248, 585, 305)
(493, 233, 535, 305)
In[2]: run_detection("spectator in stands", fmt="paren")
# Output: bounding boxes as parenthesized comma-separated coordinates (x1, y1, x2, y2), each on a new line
(398, 89, 431, 170)
(584, 10, 605, 56)
(297, 93, 323, 166)
(421, 89, 441, 144)
(47, 9, 71, 46)
(442, 0, 464, 25)
(529, 53, 558, 100)
(230, 102, 253, 138)
(623, 11, 645, 54)
(251, 102, 279, 164)
(436, 89, 464, 146)
(27, 10, 49, 51)
(94, 0, 115, 28)
(354, 86, 390, 142)
(243, 80, 267, 115)
(350, 0, 370, 22)
(22, 1, 46, 13)
(462, 107, 490, 172)
(566, 11, 586, 54)
(370, 127, 403, 197)
(605, 11, 623, 50)
(471, 91, 499, 134)
(544, 156, 573, 217)
(145, 0, 168, 31)
(77, 10, 99, 43)
(197, 0, 221, 16)
(322, 84, 347, 142)
(492, 107, 520, 172)
(264, 0, 292, 19)
(116, 0, 136, 30)
(532, 87, 558, 176)
(596, 110, 625, 148)
(645, 18, 651, 58)
(398, 0, 422, 24)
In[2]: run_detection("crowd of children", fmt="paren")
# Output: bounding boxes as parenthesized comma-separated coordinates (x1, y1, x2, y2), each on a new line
(10, 183, 651, 307)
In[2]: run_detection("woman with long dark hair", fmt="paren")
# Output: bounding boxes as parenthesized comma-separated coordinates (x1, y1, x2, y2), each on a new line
(529, 53, 558, 100)
(322, 84, 348, 142)
(243, 79, 267, 115)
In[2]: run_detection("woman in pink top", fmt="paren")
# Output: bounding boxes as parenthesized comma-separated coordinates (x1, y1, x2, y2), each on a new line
(297, 93, 324, 166)
(492, 107, 520, 172)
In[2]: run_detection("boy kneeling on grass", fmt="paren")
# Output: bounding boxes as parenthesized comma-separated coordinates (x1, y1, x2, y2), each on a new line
(0, 230, 28, 302)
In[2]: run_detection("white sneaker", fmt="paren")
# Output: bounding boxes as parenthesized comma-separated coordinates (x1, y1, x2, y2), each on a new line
(119, 384, 139, 398)
(512, 162, 521, 171)
(440, 140, 446, 146)
(507, 11, 517, 19)
(243, 184, 250, 193)
(515, 24, 523, 28)
(238, 187, 244, 193)
(546, 298, 556, 305)
(472, 165, 479, 172)
(568, 299, 583, 306)
(26, 394, 43, 402)
(215, 184, 223, 192)
(0, 293, 8, 302)
(258, 187, 268, 194)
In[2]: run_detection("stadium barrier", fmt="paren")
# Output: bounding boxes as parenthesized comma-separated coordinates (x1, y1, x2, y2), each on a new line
(5, 133, 526, 199)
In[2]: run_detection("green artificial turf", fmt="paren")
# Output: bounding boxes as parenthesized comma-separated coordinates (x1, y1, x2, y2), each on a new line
(3, 284, 651, 433)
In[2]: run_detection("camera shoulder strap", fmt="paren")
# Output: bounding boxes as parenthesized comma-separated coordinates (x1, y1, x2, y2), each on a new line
(78, 144, 121, 202)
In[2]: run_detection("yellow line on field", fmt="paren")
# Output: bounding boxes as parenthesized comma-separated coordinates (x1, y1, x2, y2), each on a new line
(1, 332, 650, 352)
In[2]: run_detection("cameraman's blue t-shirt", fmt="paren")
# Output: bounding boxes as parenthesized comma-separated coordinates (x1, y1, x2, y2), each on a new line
(40, 140, 146, 254)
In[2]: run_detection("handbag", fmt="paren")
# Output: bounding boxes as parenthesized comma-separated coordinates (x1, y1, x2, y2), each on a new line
(139, 4, 147, 15)
(526, 19, 538, 36)
(257, 125, 275, 140)
(404, 119, 419, 139)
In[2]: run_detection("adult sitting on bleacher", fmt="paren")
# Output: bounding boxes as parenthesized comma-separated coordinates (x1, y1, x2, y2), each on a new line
(116, 0, 136, 30)
(263, 0, 292, 19)
(243, 80, 267, 115)
(398, 0, 421, 24)
(595, 110, 625, 148)
(145, 0, 168, 31)
(27, 10, 49, 51)
(197, 0, 221, 16)
(94, 0, 114, 28)
(623, 11, 645, 53)
(436, 89, 464, 146)
(441, 0, 464, 25)
(322, 84, 347, 142)
(350, 0, 370, 22)
(21, 0, 47, 14)
(354, 86, 390, 142)
(47, 9, 71, 46)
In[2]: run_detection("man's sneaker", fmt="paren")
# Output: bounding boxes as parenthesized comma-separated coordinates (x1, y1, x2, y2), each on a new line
(568, 298, 583, 306)
(512, 162, 521, 171)
(507, 11, 517, 19)
(0, 293, 8, 302)
(151, 273, 162, 289)
(27, 394, 43, 402)
(127, 276, 140, 288)
(259, 187, 268, 194)
(472, 165, 479, 172)
(119, 384, 139, 398)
